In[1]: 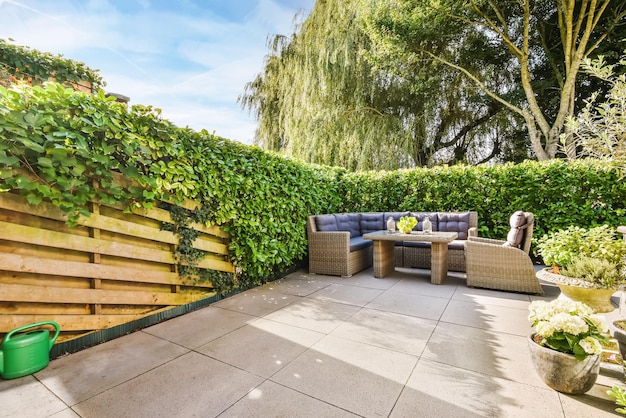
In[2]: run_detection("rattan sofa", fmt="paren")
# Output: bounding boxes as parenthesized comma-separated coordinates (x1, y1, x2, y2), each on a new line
(306, 211, 478, 277)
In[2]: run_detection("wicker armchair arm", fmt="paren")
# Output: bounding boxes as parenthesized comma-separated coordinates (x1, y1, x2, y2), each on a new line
(466, 236, 506, 246)
(468, 227, 478, 237)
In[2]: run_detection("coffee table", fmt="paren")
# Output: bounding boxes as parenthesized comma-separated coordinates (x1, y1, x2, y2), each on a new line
(362, 231, 458, 284)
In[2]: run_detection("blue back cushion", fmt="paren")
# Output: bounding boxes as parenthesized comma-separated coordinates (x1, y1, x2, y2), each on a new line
(410, 212, 439, 232)
(315, 214, 338, 232)
(335, 213, 361, 238)
(360, 213, 384, 234)
(383, 212, 410, 223)
(438, 212, 471, 239)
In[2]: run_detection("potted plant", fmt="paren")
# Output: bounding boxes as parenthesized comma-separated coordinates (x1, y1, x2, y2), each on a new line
(528, 299, 609, 394)
(536, 225, 626, 312)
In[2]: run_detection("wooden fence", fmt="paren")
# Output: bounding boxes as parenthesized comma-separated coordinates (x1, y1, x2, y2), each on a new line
(0, 191, 234, 343)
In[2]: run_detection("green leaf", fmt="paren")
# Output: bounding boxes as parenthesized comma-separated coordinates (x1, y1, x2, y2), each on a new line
(37, 157, 53, 168)
(0, 151, 19, 166)
(26, 193, 42, 205)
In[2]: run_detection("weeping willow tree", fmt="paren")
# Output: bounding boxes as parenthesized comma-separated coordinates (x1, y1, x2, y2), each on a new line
(239, 0, 512, 170)
(240, 0, 625, 169)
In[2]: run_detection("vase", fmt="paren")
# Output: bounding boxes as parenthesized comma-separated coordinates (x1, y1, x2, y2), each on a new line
(527, 335, 600, 395)
(536, 268, 616, 313)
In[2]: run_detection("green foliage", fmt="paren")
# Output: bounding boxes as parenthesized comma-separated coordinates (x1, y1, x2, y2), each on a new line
(241, 0, 520, 169)
(563, 53, 626, 161)
(0, 82, 341, 289)
(560, 257, 624, 289)
(0, 38, 104, 90)
(340, 159, 626, 246)
(536, 225, 626, 270)
(608, 386, 626, 415)
(361, 0, 626, 161)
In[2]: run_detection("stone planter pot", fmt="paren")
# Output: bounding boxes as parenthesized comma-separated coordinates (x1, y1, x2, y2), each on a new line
(536, 268, 616, 313)
(613, 320, 626, 373)
(527, 335, 600, 395)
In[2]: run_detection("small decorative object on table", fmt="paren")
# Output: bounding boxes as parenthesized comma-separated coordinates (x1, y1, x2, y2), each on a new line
(423, 216, 432, 234)
(528, 299, 609, 394)
(387, 217, 396, 233)
(396, 216, 417, 234)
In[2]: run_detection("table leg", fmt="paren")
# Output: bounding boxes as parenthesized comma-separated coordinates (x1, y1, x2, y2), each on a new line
(430, 242, 448, 284)
(372, 240, 395, 278)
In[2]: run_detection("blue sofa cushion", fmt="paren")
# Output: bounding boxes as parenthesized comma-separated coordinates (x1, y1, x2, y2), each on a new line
(350, 236, 373, 252)
(411, 212, 439, 232)
(384, 212, 410, 223)
(438, 212, 471, 239)
(315, 214, 338, 231)
(448, 240, 466, 251)
(336, 213, 361, 238)
(360, 213, 384, 234)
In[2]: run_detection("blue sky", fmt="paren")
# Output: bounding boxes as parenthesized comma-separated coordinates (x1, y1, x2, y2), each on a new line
(0, 0, 315, 143)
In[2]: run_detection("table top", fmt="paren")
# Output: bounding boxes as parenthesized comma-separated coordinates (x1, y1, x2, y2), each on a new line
(362, 230, 458, 243)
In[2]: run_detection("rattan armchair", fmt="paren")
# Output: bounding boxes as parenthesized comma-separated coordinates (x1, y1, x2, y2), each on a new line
(465, 212, 543, 294)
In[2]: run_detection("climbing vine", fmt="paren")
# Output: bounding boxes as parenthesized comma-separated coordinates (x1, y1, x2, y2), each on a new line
(0, 38, 104, 91)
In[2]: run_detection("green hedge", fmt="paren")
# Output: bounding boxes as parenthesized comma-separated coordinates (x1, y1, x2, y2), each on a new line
(340, 161, 626, 244)
(1, 83, 625, 290)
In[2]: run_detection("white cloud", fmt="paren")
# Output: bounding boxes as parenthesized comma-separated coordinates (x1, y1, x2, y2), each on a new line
(0, 0, 314, 144)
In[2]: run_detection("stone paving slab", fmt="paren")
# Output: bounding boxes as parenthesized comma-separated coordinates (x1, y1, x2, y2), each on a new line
(1, 267, 624, 417)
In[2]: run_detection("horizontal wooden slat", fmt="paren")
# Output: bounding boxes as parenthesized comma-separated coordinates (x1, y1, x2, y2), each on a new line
(0, 252, 218, 287)
(0, 283, 199, 306)
(0, 193, 229, 254)
(129, 205, 230, 239)
(0, 313, 162, 332)
(0, 220, 175, 264)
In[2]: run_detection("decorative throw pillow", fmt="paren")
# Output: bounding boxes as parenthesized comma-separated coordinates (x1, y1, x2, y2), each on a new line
(504, 211, 527, 248)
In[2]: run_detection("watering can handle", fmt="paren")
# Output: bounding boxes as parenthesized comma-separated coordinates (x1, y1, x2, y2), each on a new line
(3, 321, 61, 349)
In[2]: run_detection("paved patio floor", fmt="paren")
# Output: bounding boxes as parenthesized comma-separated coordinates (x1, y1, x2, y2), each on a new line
(1, 267, 625, 417)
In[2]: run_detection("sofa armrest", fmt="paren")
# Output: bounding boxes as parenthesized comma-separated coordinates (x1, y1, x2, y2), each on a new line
(308, 230, 351, 254)
(468, 227, 478, 238)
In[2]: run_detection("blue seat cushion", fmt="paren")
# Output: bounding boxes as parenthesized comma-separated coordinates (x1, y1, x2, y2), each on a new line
(335, 213, 361, 238)
(438, 212, 471, 239)
(448, 240, 466, 251)
(315, 214, 339, 231)
(360, 213, 384, 234)
(350, 236, 373, 252)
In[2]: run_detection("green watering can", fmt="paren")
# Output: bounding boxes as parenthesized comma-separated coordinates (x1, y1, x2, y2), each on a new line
(0, 321, 60, 380)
